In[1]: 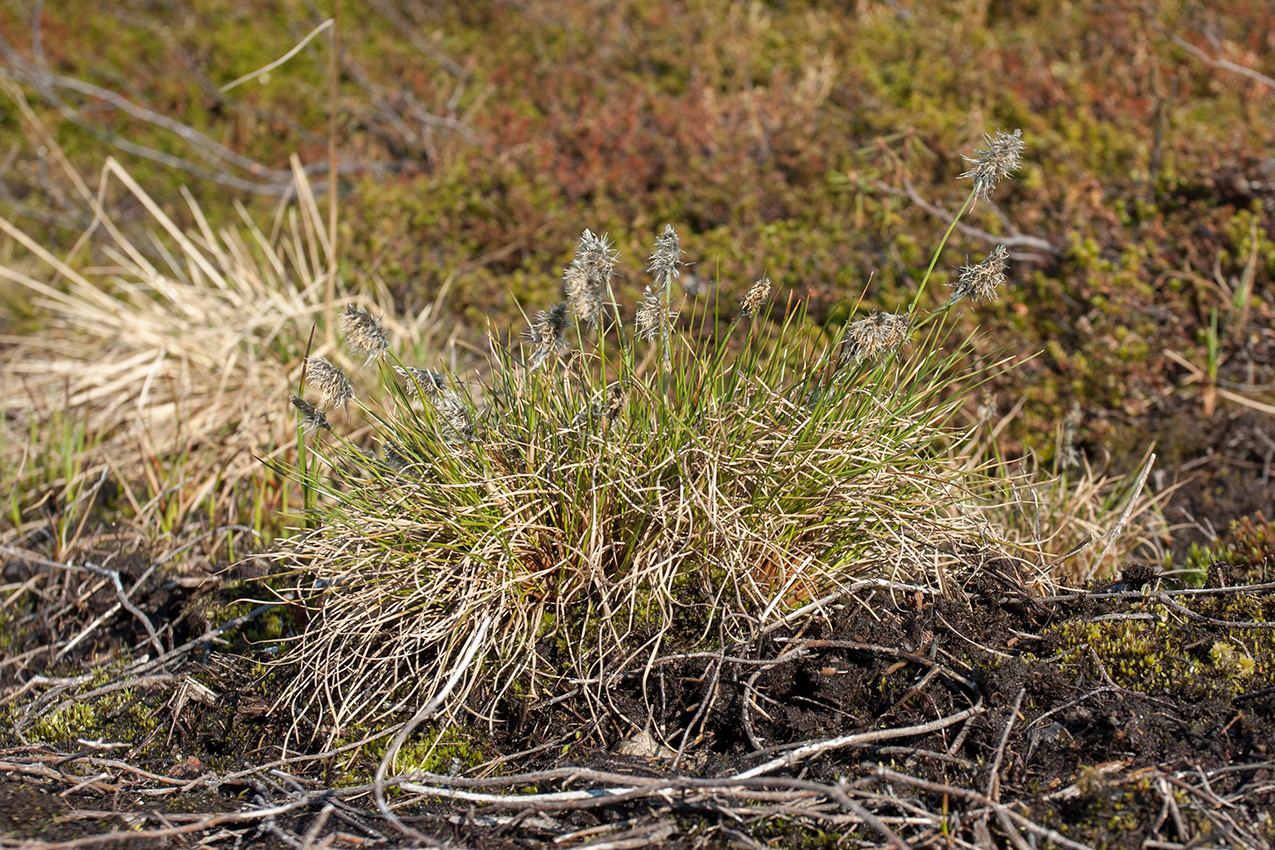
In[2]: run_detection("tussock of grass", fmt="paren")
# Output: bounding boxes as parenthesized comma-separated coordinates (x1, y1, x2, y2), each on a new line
(0, 121, 1167, 749)
(266, 133, 1125, 739)
(275, 294, 1022, 736)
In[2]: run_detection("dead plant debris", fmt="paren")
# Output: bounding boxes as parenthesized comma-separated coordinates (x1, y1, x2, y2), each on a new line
(2, 545, 1273, 850)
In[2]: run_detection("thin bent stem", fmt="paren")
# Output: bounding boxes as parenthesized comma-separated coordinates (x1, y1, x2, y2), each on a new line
(659, 273, 673, 394)
(908, 187, 976, 318)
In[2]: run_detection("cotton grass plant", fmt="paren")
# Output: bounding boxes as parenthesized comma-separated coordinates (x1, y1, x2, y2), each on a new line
(269, 130, 1082, 741)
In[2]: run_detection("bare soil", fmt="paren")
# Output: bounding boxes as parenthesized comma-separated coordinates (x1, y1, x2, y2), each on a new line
(2, 543, 1273, 849)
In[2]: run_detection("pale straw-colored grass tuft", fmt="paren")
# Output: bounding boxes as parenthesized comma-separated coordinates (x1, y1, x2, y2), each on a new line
(265, 129, 1164, 744)
(269, 231, 1056, 741)
(0, 145, 443, 535)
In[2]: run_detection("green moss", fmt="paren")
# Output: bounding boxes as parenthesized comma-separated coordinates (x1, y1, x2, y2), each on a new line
(392, 728, 486, 775)
(330, 726, 487, 788)
(22, 687, 159, 746)
(1041, 774, 1213, 850)
(1048, 594, 1275, 698)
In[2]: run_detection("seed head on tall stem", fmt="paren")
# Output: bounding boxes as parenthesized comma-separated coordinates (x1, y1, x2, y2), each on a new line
(910, 129, 1024, 315)
(839, 312, 912, 368)
(290, 395, 332, 435)
(646, 224, 681, 287)
(524, 303, 570, 369)
(575, 228, 619, 284)
(563, 265, 600, 330)
(959, 129, 1024, 205)
(564, 229, 618, 330)
(341, 305, 389, 363)
(635, 287, 664, 342)
(739, 277, 773, 320)
(948, 245, 1009, 306)
(641, 225, 682, 368)
(393, 365, 448, 400)
(306, 356, 354, 412)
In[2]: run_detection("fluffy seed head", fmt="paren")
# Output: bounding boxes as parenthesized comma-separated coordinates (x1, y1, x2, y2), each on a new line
(950, 245, 1009, 305)
(432, 390, 476, 444)
(739, 277, 773, 319)
(290, 395, 332, 434)
(525, 303, 571, 370)
(563, 264, 603, 329)
(635, 287, 669, 341)
(959, 129, 1024, 203)
(394, 365, 448, 399)
(306, 356, 353, 411)
(574, 228, 619, 283)
(340, 305, 389, 361)
(646, 224, 681, 287)
(841, 312, 912, 366)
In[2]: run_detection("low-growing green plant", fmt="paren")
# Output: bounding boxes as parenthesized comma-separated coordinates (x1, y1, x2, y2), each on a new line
(267, 131, 1086, 740)
(0, 399, 113, 556)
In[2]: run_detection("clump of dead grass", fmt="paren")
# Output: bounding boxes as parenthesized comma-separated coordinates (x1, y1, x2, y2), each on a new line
(0, 139, 444, 542)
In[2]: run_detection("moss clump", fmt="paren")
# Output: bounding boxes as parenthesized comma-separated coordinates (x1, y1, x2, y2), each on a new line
(1047, 593, 1275, 698)
(330, 727, 487, 788)
(392, 728, 486, 776)
(1044, 775, 1182, 850)
(20, 687, 159, 747)
(1194, 514, 1275, 583)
